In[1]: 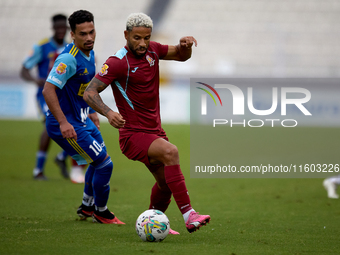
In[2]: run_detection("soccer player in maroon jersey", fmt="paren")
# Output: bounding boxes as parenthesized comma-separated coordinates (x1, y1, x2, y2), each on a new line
(84, 13, 210, 233)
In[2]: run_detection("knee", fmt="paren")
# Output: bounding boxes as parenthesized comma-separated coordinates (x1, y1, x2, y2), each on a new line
(163, 144, 179, 165)
(93, 156, 113, 173)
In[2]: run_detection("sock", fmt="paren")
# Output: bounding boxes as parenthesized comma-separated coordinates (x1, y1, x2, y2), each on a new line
(35, 151, 47, 171)
(149, 182, 172, 212)
(83, 164, 95, 199)
(183, 208, 195, 222)
(164, 165, 192, 214)
(57, 150, 68, 161)
(328, 175, 340, 185)
(95, 205, 108, 212)
(82, 192, 94, 207)
(92, 157, 113, 207)
(33, 168, 42, 176)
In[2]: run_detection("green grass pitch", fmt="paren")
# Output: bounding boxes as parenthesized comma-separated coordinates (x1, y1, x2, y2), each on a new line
(0, 120, 339, 254)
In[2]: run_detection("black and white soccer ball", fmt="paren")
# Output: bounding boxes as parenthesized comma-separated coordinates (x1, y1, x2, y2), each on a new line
(135, 209, 170, 242)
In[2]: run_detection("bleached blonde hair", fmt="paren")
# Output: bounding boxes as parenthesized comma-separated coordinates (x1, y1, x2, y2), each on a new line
(126, 13, 153, 31)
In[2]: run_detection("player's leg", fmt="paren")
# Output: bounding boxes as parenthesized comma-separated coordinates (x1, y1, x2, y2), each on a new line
(75, 124, 124, 224)
(149, 165, 180, 235)
(148, 164, 172, 212)
(48, 123, 123, 224)
(90, 155, 125, 224)
(323, 175, 340, 199)
(33, 93, 51, 180)
(54, 150, 69, 179)
(70, 158, 85, 184)
(120, 133, 179, 232)
(33, 126, 50, 180)
(119, 133, 173, 213)
(55, 151, 87, 181)
(148, 138, 210, 233)
(77, 164, 95, 219)
(49, 133, 97, 219)
(148, 138, 191, 214)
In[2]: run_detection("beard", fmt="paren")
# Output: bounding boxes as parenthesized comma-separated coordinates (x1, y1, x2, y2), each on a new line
(84, 42, 94, 51)
(127, 41, 147, 58)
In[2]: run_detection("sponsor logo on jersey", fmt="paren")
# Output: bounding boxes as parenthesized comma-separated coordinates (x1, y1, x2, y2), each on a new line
(146, 55, 155, 66)
(48, 75, 62, 85)
(56, 63, 67, 75)
(99, 64, 109, 76)
(78, 82, 90, 97)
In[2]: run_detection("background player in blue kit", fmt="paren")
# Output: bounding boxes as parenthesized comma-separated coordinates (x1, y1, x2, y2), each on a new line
(42, 10, 124, 224)
(21, 14, 70, 180)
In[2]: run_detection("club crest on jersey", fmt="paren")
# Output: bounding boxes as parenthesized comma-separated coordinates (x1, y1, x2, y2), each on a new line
(99, 64, 109, 76)
(56, 63, 67, 75)
(146, 55, 155, 66)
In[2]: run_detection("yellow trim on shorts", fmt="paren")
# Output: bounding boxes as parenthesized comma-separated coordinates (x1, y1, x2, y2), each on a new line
(67, 138, 93, 164)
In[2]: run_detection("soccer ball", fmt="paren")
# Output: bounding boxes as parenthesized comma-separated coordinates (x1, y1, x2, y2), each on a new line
(135, 209, 170, 242)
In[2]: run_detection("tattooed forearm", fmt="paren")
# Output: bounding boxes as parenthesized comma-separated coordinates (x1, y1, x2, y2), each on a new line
(84, 78, 112, 117)
(86, 80, 108, 93)
(86, 93, 112, 117)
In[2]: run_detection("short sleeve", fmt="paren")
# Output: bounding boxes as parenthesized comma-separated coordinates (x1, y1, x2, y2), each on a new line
(23, 44, 42, 69)
(95, 57, 121, 85)
(151, 41, 168, 59)
(46, 53, 77, 89)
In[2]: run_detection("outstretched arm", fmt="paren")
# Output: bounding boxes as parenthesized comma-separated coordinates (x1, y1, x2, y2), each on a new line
(84, 77, 125, 129)
(163, 36, 198, 61)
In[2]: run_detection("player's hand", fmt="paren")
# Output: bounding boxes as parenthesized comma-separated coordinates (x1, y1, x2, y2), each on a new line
(179, 36, 197, 49)
(107, 110, 125, 129)
(88, 112, 100, 130)
(60, 121, 77, 141)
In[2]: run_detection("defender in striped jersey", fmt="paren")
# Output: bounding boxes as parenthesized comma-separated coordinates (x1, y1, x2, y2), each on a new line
(43, 10, 124, 224)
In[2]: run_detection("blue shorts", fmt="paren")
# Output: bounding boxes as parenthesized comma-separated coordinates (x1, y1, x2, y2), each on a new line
(46, 118, 107, 165)
(36, 88, 49, 119)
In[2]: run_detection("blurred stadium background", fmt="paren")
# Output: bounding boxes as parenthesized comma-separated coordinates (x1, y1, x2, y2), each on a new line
(1, 3, 340, 253)
(0, 0, 339, 123)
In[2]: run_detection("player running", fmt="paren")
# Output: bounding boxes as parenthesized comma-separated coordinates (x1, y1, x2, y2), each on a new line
(84, 13, 210, 233)
(42, 10, 124, 224)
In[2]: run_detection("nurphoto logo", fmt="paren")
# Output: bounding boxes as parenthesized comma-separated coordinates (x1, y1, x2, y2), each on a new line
(196, 82, 312, 127)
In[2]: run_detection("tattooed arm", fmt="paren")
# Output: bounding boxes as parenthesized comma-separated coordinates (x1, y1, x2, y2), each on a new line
(84, 77, 125, 129)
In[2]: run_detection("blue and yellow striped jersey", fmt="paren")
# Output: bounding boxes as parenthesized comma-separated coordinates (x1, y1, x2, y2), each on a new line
(46, 42, 96, 128)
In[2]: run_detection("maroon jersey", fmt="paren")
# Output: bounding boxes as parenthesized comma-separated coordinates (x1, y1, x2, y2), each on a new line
(95, 41, 168, 137)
